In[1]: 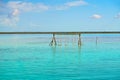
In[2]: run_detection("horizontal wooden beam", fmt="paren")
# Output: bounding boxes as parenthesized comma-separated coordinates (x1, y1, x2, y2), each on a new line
(0, 32, 120, 35)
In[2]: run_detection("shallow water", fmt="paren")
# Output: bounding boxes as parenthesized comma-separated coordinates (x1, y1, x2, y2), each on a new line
(0, 36, 120, 80)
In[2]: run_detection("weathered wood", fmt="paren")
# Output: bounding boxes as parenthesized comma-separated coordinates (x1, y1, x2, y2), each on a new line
(49, 34, 57, 46)
(78, 34, 81, 46)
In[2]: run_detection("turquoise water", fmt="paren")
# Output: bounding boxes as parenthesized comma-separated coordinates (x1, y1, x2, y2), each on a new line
(0, 35, 120, 80)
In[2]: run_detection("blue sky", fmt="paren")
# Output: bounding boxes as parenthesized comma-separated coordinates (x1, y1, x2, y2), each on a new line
(0, 0, 120, 31)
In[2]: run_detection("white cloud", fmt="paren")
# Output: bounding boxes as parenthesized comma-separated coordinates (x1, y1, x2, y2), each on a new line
(91, 14, 102, 19)
(115, 13, 120, 19)
(56, 0, 87, 10)
(7, 1, 49, 12)
(66, 0, 87, 7)
(0, 1, 49, 26)
(11, 9, 20, 16)
(0, 16, 19, 26)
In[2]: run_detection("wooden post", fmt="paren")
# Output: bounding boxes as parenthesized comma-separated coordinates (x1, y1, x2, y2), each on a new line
(49, 34, 57, 46)
(96, 37, 98, 45)
(78, 34, 81, 46)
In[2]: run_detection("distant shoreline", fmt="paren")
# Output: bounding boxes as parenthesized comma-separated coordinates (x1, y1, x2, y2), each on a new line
(0, 31, 120, 34)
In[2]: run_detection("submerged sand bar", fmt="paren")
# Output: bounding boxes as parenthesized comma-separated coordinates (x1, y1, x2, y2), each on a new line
(0, 31, 120, 35)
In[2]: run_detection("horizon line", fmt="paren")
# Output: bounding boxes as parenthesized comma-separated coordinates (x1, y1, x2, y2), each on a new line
(0, 31, 120, 35)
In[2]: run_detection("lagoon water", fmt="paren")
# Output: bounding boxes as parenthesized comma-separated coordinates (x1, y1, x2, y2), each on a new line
(0, 35, 120, 80)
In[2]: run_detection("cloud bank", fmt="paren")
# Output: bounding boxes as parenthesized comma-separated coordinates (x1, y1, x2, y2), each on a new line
(56, 0, 87, 10)
(0, 0, 119, 27)
(0, 0, 88, 26)
(0, 1, 49, 26)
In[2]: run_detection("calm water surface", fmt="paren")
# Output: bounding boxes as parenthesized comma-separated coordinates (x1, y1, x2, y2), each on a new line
(0, 35, 120, 80)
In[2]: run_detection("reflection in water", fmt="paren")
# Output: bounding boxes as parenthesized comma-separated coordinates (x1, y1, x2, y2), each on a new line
(78, 45, 82, 63)
(96, 37, 98, 46)
(50, 44, 82, 64)
(51, 46, 56, 62)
